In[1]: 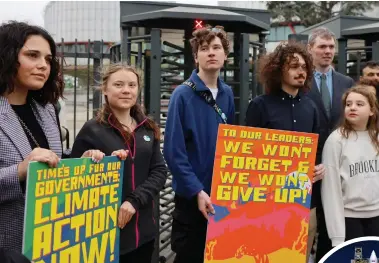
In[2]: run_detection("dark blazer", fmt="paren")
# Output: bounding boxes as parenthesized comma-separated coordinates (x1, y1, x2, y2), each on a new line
(0, 96, 62, 252)
(307, 70, 354, 208)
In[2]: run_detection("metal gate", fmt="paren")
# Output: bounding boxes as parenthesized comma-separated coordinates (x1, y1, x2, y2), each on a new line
(342, 43, 379, 81)
(57, 31, 265, 263)
(109, 27, 266, 263)
(57, 39, 111, 150)
(58, 28, 266, 263)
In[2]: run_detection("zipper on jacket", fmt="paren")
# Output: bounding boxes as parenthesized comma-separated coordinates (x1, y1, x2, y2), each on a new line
(132, 162, 140, 248)
(108, 115, 147, 249)
(126, 138, 140, 249)
(152, 200, 156, 224)
(127, 119, 146, 248)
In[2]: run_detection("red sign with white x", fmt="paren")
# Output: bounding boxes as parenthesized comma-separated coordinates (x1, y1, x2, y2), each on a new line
(195, 20, 203, 29)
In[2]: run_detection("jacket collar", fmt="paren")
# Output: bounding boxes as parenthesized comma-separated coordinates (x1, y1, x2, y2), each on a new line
(273, 88, 303, 101)
(0, 96, 58, 159)
(314, 67, 333, 79)
(189, 69, 225, 94)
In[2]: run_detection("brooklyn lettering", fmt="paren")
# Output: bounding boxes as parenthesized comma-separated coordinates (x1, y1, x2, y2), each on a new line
(349, 160, 379, 177)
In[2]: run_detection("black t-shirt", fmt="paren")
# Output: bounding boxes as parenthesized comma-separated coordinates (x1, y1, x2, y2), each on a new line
(11, 103, 49, 150)
(12, 103, 50, 192)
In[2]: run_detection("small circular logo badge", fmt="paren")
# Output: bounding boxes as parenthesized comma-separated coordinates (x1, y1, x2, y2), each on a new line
(143, 135, 151, 142)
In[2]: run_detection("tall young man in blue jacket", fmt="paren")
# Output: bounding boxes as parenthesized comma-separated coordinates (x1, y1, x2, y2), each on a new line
(164, 25, 235, 263)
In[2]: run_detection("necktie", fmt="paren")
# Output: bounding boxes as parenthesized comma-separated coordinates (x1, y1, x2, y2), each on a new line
(320, 74, 331, 118)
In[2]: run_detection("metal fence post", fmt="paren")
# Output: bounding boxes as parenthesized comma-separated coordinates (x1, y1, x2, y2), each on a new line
(258, 33, 267, 94)
(92, 41, 102, 117)
(239, 33, 250, 125)
(148, 29, 162, 123)
(338, 38, 347, 75)
(372, 42, 379, 61)
(251, 46, 258, 99)
(184, 27, 194, 80)
(121, 26, 131, 63)
(150, 28, 162, 263)
(144, 50, 151, 112)
(258, 33, 267, 56)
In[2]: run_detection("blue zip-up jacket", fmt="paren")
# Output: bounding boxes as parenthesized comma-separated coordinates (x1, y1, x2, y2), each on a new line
(163, 69, 235, 199)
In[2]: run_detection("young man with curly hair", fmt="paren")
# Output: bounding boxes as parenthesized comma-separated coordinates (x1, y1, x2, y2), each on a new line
(164, 25, 235, 263)
(244, 42, 325, 263)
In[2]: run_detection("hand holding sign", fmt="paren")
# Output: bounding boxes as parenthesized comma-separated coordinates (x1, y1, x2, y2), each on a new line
(198, 190, 215, 220)
(81, 149, 129, 163)
(111, 149, 129, 160)
(81, 149, 105, 163)
(313, 164, 325, 182)
(22, 156, 125, 263)
(18, 148, 60, 181)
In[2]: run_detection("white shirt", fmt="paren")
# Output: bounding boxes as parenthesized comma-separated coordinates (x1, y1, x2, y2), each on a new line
(209, 88, 218, 100)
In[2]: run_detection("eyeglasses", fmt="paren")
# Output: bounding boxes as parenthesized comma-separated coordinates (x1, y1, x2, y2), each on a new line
(208, 27, 222, 33)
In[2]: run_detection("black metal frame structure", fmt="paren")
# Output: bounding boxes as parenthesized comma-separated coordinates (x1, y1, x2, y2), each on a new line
(111, 1, 271, 262)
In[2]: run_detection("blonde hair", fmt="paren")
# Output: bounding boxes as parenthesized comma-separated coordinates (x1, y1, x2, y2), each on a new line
(100, 63, 143, 93)
(96, 62, 160, 142)
(308, 27, 336, 46)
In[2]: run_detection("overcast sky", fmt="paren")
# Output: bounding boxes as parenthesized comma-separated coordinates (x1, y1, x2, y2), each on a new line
(0, 0, 219, 27)
(0, 1, 49, 26)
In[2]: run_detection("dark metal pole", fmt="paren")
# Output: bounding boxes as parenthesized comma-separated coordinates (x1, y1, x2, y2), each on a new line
(337, 38, 347, 75)
(239, 33, 250, 125)
(150, 28, 162, 263)
(92, 41, 102, 117)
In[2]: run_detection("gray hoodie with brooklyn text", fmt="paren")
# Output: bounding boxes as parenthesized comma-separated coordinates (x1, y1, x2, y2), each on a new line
(321, 129, 379, 247)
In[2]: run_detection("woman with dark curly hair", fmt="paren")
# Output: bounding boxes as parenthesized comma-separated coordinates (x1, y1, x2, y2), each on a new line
(245, 41, 325, 263)
(0, 21, 106, 252)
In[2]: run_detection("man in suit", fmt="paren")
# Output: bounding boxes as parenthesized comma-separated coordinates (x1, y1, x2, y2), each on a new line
(306, 27, 355, 262)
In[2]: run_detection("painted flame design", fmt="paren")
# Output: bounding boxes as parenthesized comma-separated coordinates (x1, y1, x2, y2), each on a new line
(235, 245, 247, 258)
(205, 240, 217, 260)
(254, 253, 270, 263)
(292, 218, 308, 254)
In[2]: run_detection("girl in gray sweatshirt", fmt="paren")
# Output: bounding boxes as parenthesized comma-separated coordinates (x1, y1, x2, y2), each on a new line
(322, 85, 379, 248)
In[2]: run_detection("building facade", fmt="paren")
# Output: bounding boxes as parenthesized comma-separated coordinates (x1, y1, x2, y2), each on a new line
(44, 1, 120, 43)
(43, 1, 120, 65)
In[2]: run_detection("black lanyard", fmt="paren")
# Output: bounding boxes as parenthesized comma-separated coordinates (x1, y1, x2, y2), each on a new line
(182, 79, 228, 124)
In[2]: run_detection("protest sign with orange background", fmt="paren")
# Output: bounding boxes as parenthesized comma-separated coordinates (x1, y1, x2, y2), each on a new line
(204, 124, 319, 263)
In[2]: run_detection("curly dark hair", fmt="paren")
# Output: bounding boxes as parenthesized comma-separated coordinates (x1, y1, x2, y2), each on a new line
(258, 42, 314, 95)
(0, 21, 63, 105)
(189, 25, 230, 57)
